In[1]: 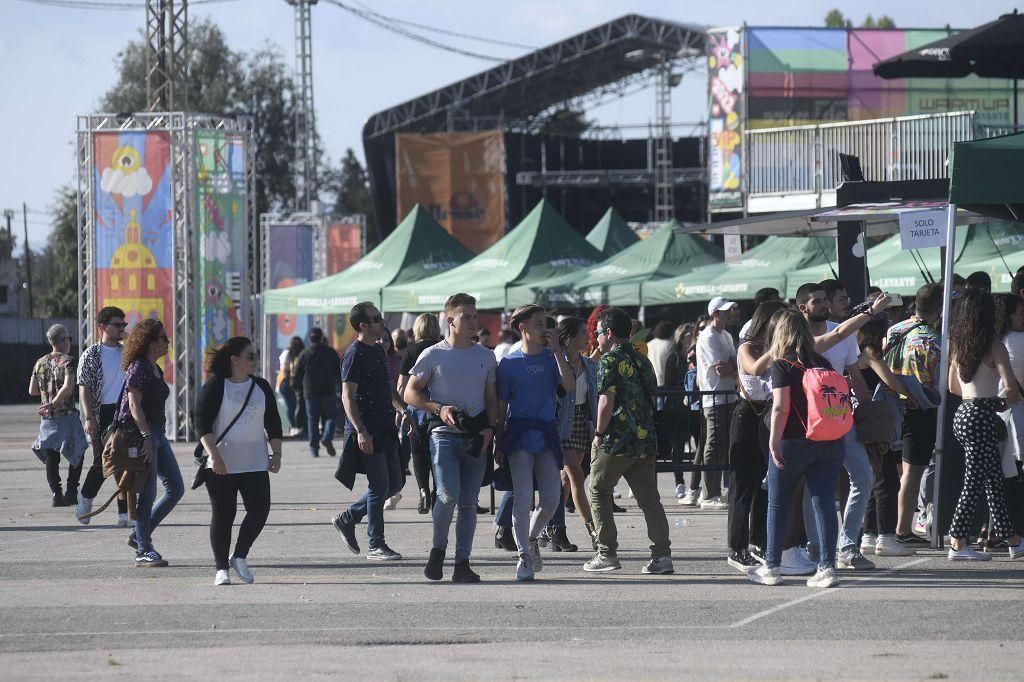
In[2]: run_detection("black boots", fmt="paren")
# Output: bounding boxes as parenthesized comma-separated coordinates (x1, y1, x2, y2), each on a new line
(494, 526, 517, 551)
(418, 489, 430, 514)
(545, 526, 578, 552)
(452, 560, 480, 583)
(424, 548, 445, 581)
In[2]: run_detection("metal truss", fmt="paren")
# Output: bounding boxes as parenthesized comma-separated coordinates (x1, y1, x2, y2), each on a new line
(514, 168, 706, 188)
(77, 112, 255, 441)
(145, 0, 189, 111)
(287, 0, 319, 210)
(362, 14, 707, 139)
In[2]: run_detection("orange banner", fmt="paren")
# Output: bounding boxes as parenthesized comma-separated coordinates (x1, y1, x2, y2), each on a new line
(396, 131, 505, 253)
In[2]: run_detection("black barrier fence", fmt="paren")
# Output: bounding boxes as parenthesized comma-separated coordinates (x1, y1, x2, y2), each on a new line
(653, 388, 739, 474)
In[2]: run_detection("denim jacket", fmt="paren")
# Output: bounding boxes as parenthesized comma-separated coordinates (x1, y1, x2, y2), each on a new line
(872, 374, 941, 444)
(557, 354, 597, 441)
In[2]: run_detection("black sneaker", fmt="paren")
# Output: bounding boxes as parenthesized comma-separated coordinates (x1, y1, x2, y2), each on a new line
(134, 549, 168, 568)
(63, 489, 78, 506)
(452, 559, 480, 583)
(366, 545, 402, 561)
(51, 492, 63, 507)
(331, 514, 360, 554)
(612, 502, 627, 513)
(895, 533, 929, 546)
(126, 532, 139, 550)
(727, 549, 761, 573)
(494, 527, 517, 551)
(749, 545, 765, 562)
(310, 449, 319, 458)
(322, 440, 336, 457)
(424, 548, 444, 581)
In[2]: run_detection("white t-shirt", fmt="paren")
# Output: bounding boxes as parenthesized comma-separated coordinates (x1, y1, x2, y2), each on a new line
(696, 325, 737, 407)
(99, 344, 125, 404)
(278, 349, 290, 375)
(207, 378, 268, 474)
(738, 319, 753, 343)
(574, 367, 588, 406)
(821, 320, 861, 374)
(646, 338, 674, 387)
(494, 342, 515, 362)
(1001, 331, 1024, 397)
(411, 340, 497, 418)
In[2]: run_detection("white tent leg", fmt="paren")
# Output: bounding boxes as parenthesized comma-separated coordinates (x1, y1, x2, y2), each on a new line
(931, 202, 958, 549)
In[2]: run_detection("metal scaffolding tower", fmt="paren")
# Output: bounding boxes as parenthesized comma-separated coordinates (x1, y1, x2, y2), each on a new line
(288, 0, 318, 210)
(653, 56, 675, 222)
(145, 0, 189, 111)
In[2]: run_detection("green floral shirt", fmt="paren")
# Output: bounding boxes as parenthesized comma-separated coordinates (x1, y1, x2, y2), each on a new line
(596, 343, 658, 457)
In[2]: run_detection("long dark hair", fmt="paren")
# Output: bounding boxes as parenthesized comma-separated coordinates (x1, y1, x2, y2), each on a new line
(745, 300, 788, 346)
(121, 319, 164, 369)
(857, 318, 888, 356)
(558, 317, 585, 351)
(995, 294, 1020, 340)
(950, 289, 995, 382)
(205, 337, 253, 379)
(287, 336, 304, 361)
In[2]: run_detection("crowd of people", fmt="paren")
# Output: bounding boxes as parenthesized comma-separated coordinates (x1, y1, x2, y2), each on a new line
(27, 266, 1024, 585)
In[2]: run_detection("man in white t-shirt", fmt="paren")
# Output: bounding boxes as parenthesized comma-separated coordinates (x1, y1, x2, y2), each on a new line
(694, 296, 738, 508)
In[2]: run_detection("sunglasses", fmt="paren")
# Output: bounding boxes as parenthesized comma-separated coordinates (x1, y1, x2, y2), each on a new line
(594, 328, 609, 338)
(107, 322, 128, 329)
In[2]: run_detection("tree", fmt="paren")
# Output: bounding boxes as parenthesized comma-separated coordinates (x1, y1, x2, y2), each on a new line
(39, 186, 78, 318)
(320, 148, 376, 239)
(875, 16, 897, 29)
(824, 9, 851, 28)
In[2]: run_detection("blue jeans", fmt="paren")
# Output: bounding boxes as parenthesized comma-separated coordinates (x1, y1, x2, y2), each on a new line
(496, 487, 566, 528)
(134, 429, 185, 552)
(508, 449, 561, 554)
(838, 426, 873, 551)
(280, 379, 297, 430)
(342, 436, 402, 550)
(430, 431, 487, 562)
(766, 438, 843, 570)
(306, 396, 338, 451)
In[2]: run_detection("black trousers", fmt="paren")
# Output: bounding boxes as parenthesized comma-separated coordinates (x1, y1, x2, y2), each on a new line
(206, 470, 271, 570)
(79, 404, 127, 513)
(410, 421, 433, 493)
(45, 451, 82, 495)
(864, 447, 900, 535)
(727, 399, 767, 552)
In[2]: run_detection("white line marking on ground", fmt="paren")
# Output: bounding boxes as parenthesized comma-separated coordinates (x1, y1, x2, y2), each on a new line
(728, 557, 929, 628)
(0, 530, 90, 546)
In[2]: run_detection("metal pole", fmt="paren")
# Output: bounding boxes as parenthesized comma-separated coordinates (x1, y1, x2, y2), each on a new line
(22, 202, 32, 318)
(930, 202, 957, 550)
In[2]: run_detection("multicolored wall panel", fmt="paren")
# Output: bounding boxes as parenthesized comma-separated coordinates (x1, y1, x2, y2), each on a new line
(707, 27, 745, 211)
(266, 224, 314, 378)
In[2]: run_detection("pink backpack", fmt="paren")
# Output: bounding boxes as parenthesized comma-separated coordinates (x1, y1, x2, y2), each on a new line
(785, 360, 853, 441)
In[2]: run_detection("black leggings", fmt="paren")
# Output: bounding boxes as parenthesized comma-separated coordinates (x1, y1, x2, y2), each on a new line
(727, 399, 767, 552)
(206, 471, 271, 570)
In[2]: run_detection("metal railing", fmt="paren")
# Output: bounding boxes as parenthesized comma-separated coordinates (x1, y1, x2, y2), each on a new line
(654, 388, 737, 474)
(745, 111, 1001, 201)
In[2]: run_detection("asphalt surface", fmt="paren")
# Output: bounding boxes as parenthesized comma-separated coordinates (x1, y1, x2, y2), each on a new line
(1, 403, 1022, 680)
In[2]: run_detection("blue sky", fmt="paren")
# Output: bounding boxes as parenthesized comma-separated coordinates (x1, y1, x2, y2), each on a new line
(0, 0, 1009, 253)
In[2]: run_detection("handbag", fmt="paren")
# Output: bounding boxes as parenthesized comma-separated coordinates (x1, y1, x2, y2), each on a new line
(853, 399, 897, 445)
(192, 378, 258, 489)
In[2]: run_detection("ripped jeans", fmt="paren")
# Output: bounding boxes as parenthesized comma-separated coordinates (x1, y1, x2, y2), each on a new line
(430, 430, 487, 562)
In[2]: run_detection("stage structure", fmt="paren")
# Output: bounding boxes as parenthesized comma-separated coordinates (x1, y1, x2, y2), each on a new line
(77, 112, 256, 440)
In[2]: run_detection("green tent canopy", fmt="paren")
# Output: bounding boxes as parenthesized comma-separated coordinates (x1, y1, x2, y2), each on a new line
(382, 199, 603, 312)
(263, 205, 473, 314)
(950, 131, 1024, 222)
(507, 222, 723, 308)
(586, 207, 638, 258)
(642, 236, 834, 305)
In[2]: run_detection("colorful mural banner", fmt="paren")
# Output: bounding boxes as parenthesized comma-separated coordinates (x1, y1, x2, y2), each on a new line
(267, 224, 314, 378)
(707, 27, 744, 210)
(323, 220, 363, 355)
(395, 131, 506, 252)
(92, 131, 175, 382)
(195, 131, 248, 379)
(746, 27, 1019, 129)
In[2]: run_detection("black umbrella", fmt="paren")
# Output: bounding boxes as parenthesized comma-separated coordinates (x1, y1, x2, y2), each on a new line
(873, 10, 1024, 125)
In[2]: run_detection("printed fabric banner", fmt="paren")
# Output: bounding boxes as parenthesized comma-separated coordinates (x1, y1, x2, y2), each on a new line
(395, 131, 505, 252)
(92, 131, 175, 382)
(195, 131, 248, 380)
(267, 224, 314, 379)
(323, 220, 363, 356)
(707, 28, 744, 211)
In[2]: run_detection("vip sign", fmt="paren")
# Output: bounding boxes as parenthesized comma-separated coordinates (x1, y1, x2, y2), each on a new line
(899, 209, 947, 250)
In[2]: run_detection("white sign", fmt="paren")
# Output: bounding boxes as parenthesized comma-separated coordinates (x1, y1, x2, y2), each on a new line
(724, 235, 742, 263)
(899, 209, 947, 250)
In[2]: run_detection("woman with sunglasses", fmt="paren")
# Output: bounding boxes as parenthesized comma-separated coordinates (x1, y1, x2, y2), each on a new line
(119, 319, 184, 568)
(196, 337, 283, 585)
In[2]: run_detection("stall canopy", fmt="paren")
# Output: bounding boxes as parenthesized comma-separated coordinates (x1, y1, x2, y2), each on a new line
(949, 132, 1024, 221)
(642, 236, 834, 305)
(508, 222, 722, 308)
(263, 204, 473, 314)
(382, 199, 603, 312)
(585, 208, 638, 258)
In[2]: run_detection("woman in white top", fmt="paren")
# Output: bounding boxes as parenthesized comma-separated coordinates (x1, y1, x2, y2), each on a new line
(196, 337, 284, 585)
(947, 290, 1024, 561)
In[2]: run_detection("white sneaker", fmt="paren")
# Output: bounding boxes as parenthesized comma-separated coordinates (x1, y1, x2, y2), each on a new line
(806, 566, 839, 588)
(383, 493, 402, 511)
(529, 538, 543, 573)
(747, 564, 783, 586)
(675, 483, 687, 499)
(214, 569, 231, 585)
(116, 513, 130, 528)
(875, 534, 915, 557)
(699, 496, 727, 510)
(860, 533, 878, 555)
(612, 489, 622, 499)
(75, 496, 93, 525)
(516, 555, 535, 581)
(1009, 539, 1024, 560)
(230, 555, 255, 583)
(948, 546, 992, 562)
(913, 514, 928, 537)
(779, 547, 817, 576)
(680, 490, 700, 506)
(626, 487, 634, 498)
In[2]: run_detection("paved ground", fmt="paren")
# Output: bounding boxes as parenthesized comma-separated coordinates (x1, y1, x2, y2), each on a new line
(1, 403, 1022, 680)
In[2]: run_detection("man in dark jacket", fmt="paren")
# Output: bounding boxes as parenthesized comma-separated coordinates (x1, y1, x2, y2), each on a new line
(292, 327, 341, 457)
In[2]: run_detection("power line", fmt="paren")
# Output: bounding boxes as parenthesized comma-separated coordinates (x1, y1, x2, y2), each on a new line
(349, 0, 537, 50)
(322, 0, 508, 62)
(13, 0, 241, 11)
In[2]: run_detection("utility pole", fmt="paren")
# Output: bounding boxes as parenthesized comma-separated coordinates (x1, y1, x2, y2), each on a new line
(2, 209, 12, 263)
(22, 203, 32, 318)
(287, 0, 318, 210)
(146, 0, 189, 111)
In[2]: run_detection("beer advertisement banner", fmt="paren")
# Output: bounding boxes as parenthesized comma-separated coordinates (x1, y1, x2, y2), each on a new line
(266, 224, 314, 378)
(195, 131, 248, 379)
(395, 131, 505, 252)
(92, 130, 175, 382)
(707, 28, 745, 211)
